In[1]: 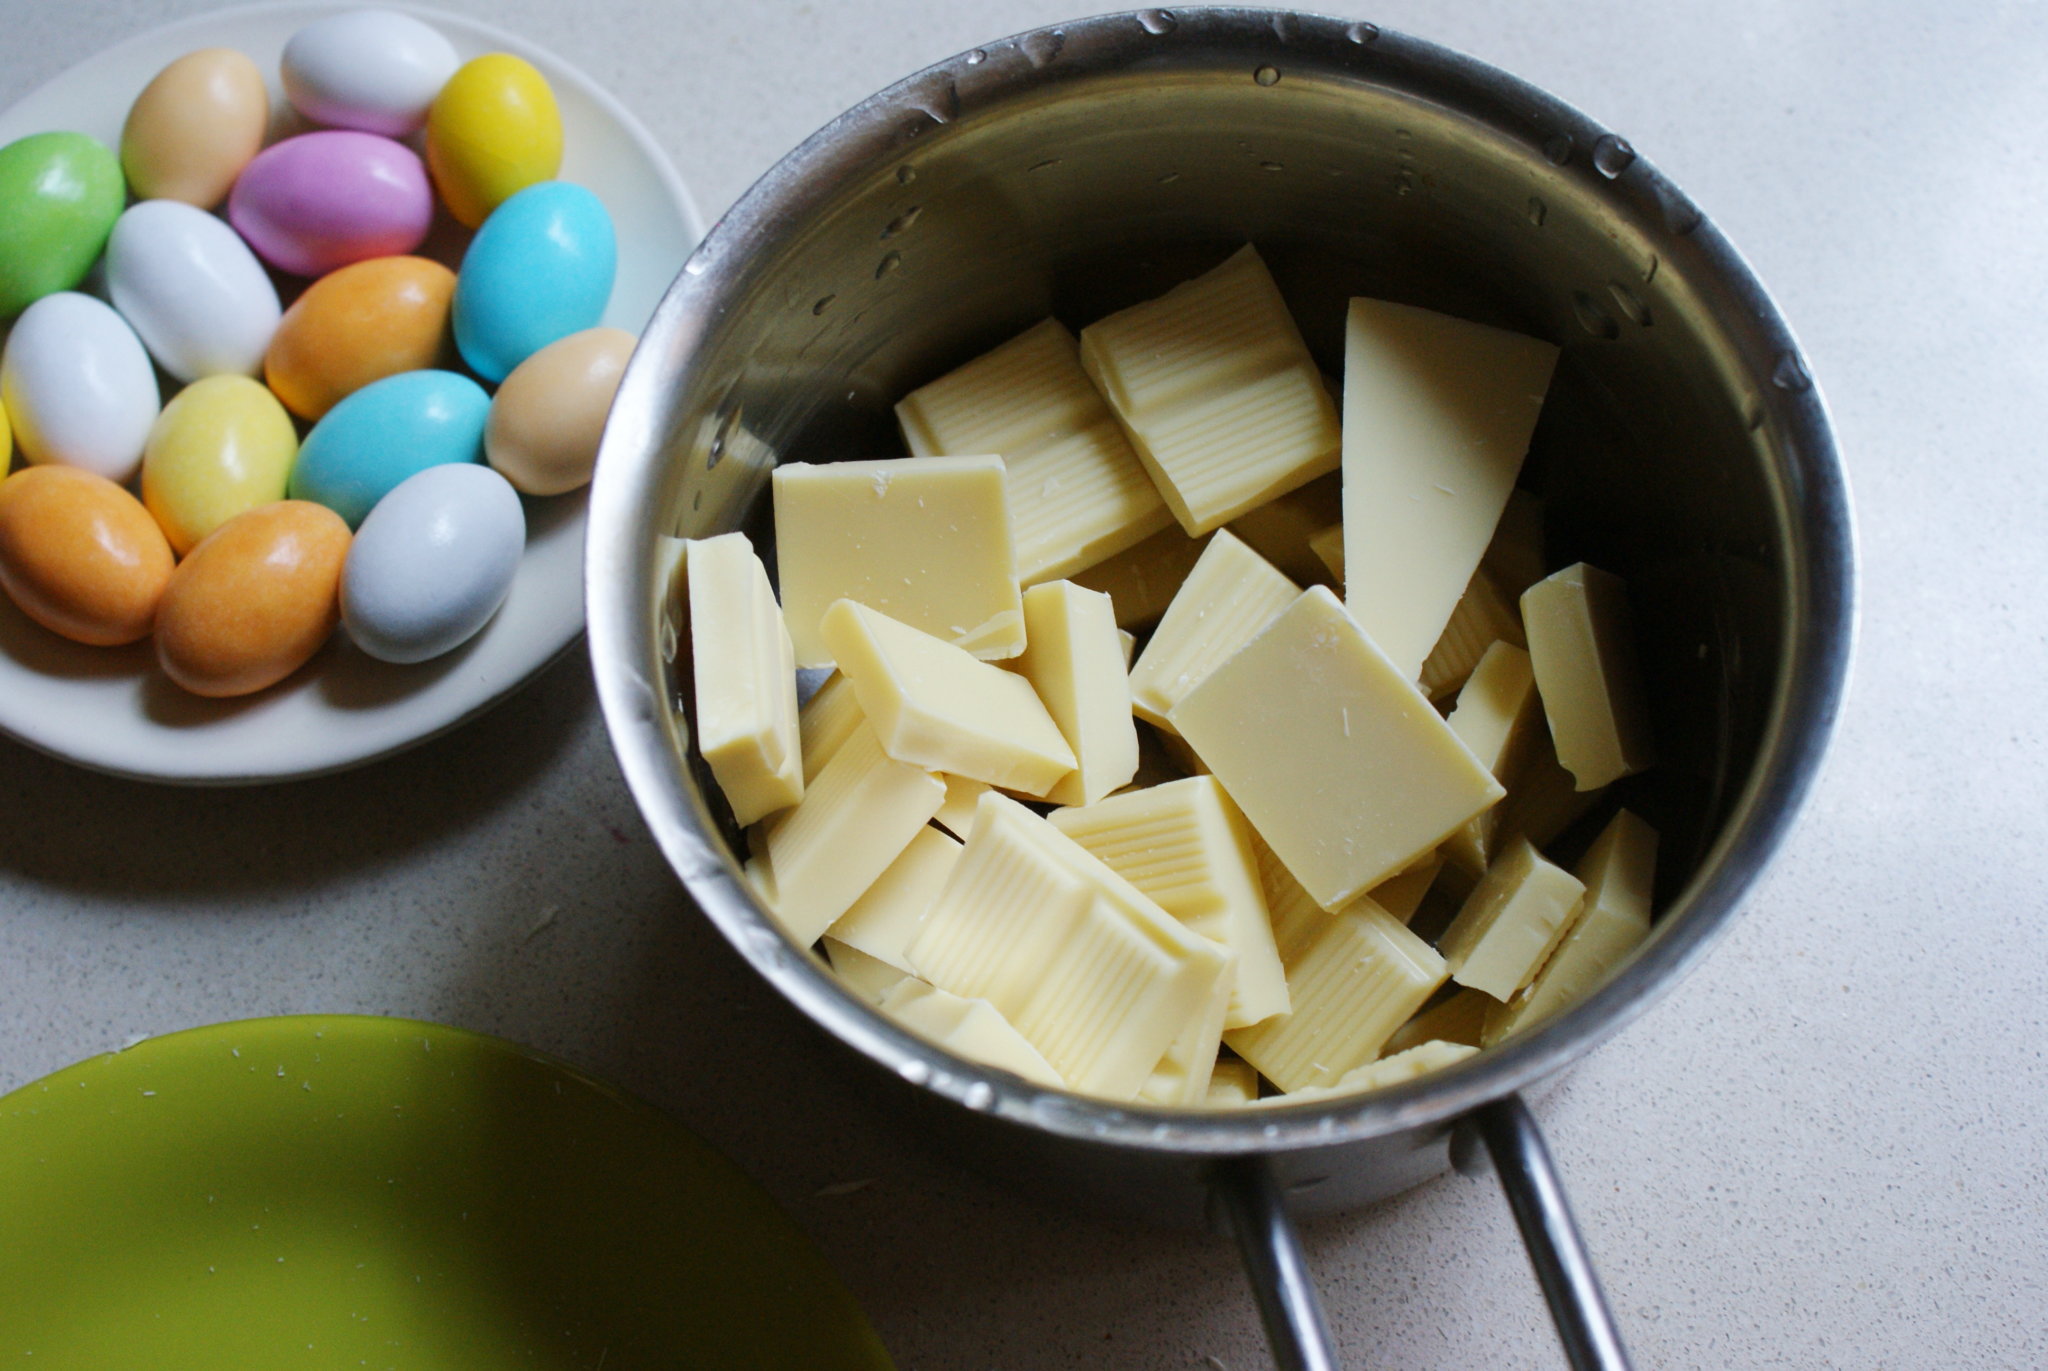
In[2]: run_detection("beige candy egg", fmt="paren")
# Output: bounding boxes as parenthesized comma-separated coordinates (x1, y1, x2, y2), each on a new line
(485, 326, 635, 496)
(121, 48, 269, 208)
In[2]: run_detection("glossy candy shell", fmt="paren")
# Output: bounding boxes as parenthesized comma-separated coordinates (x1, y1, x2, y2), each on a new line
(290, 369, 489, 527)
(425, 53, 563, 228)
(141, 374, 298, 555)
(281, 10, 461, 137)
(343, 462, 526, 664)
(119, 47, 267, 207)
(0, 291, 160, 483)
(0, 465, 173, 646)
(0, 132, 124, 318)
(486, 325, 635, 495)
(264, 255, 456, 421)
(453, 181, 616, 383)
(155, 500, 351, 697)
(227, 130, 433, 278)
(106, 199, 283, 382)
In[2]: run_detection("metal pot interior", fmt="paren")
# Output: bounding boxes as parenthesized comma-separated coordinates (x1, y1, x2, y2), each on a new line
(589, 9, 1851, 1161)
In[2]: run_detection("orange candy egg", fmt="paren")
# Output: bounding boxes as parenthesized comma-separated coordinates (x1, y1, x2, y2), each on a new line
(154, 500, 352, 697)
(0, 465, 174, 646)
(264, 256, 457, 421)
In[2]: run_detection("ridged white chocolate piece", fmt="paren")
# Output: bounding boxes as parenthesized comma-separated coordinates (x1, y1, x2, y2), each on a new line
(1081, 245, 1340, 535)
(772, 455, 1023, 666)
(824, 825, 963, 972)
(1418, 564, 1526, 701)
(1225, 894, 1447, 1092)
(1128, 529, 1297, 732)
(1172, 587, 1504, 911)
(1485, 809, 1655, 1045)
(1204, 1056, 1261, 1106)
(1439, 835, 1586, 1000)
(931, 773, 990, 839)
(798, 671, 863, 784)
(897, 318, 1171, 583)
(1050, 776, 1288, 1029)
(756, 722, 945, 946)
(686, 533, 803, 827)
(1523, 563, 1656, 790)
(908, 792, 1233, 1101)
(876, 979, 1065, 1088)
(824, 937, 911, 1005)
(1370, 851, 1444, 925)
(1442, 641, 1543, 877)
(1252, 1039, 1478, 1103)
(1341, 297, 1558, 678)
(1225, 470, 1341, 587)
(1138, 962, 1234, 1105)
(1011, 580, 1140, 807)
(1071, 524, 1209, 629)
(821, 599, 1075, 796)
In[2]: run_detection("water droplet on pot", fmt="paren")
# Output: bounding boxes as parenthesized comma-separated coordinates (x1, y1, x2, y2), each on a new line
(962, 1081, 995, 1111)
(1771, 349, 1812, 392)
(875, 251, 902, 279)
(1254, 65, 1281, 86)
(1270, 14, 1300, 40)
(1029, 157, 1062, 172)
(1592, 133, 1635, 178)
(1526, 195, 1547, 227)
(882, 205, 923, 238)
(683, 255, 709, 277)
(1022, 29, 1066, 67)
(1158, 170, 1182, 184)
(965, 48, 987, 65)
(1744, 395, 1765, 430)
(1260, 160, 1284, 173)
(1572, 289, 1620, 339)
(1137, 8, 1177, 34)
(1656, 182, 1702, 236)
(1608, 281, 1652, 325)
(812, 294, 835, 316)
(898, 1060, 930, 1087)
(1346, 21, 1380, 43)
(1643, 254, 1660, 284)
(896, 164, 916, 185)
(1543, 133, 1574, 166)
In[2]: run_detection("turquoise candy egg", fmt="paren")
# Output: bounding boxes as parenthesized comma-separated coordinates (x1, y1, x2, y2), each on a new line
(452, 181, 616, 384)
(289, 369, 488, 527)
(0, 133, 125, 319)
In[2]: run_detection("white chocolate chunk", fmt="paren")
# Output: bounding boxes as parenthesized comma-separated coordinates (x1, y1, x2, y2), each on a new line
(1255, 1040, 1478, 1103)
(685, 533, 803, 826)
(1204, 1056, 1261, 1106)
(1485, 809, 1656, 1045)
(1439, 835, 1587, 1000)
(910, 792, 1233, 1100)
(1418, 564, 1526, 701)
(1172, 587, 1505, 911)
(824, 825, 963, 973)
(1049, 776, 1289, 1028)
(1225, 470, 1341, 587)
(1011, 581, 1140, 806)
(1118, 629, 1136, 668)
(1081, 245, 1340, 535)
(756, 722, 945, 946)
(1139, 964, 1234, 1105)
(798, 671, 863, 784)
(1340, 297, 1559, 678)
(1071, 524, 1209, 629)
(1309, 522, 1344, 585)
(896, 318, 1171, 583)
(772, 456, 1024, 666)
(876, 979, 1065, 1088)
(1442, 641, 1543, 877)
(821, 599, 1076, 797)
(1128, 529, 1298, 732)
(1523, 563, 1656, 790)
(1381, 988, 1493, 1057)
(824, 937, 911, 1005)
(931, 773, 990, 839)
(1225, 894, 1448, 1092)
(1370, 851, 1444, 925)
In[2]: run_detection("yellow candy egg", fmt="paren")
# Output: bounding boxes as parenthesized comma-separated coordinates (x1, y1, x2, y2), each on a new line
(485, 326, 635, 495)
(155, 500, 351, 697)
(0, 464, 174, 646)
(141, 374, 298, 555)
(424, 54, 562, 229)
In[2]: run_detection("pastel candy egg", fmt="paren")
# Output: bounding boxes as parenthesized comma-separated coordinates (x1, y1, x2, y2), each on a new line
(0, 465, 174, 646)
(282, 10, 460, 137)
(486, 326, 635, 495)
(141, 375, 298, 555)
(343, 462, 524, 664)
(290, 369, 489, 526)
(453, 182, 616, 383)
(155, 500, 351, 697)
(120, 48, 268, 207)
(264, 255, 456, 420)
(1, 398, 11, 470)
(106, 200, 283, 382)
(0, 292, 161, 483)
(227, 131, 433, 277)
(0, 132, 124, 318)
(425, 54, 562, 228)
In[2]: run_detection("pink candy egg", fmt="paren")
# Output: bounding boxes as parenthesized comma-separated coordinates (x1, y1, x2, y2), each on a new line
(227, 131, 432, 277)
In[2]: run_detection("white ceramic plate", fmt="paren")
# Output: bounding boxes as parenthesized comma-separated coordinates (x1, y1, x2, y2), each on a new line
(0, 2, 702, 784)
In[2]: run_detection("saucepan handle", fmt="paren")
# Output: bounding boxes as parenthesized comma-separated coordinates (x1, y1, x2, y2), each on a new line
(1215, 1093, 1634, 1371)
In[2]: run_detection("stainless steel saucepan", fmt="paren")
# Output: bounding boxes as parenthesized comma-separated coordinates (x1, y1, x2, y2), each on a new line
(586, 11, 1855, 1367)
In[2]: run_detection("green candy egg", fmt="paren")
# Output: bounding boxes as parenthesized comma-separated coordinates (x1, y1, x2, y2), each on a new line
(0, 132, 125, 320)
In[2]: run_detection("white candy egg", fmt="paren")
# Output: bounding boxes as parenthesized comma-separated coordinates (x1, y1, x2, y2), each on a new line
(0, 292, 161, 483)
(281, 10, 462, 138)
(341, 462, 525, 664)
(105, 200, 282, 382)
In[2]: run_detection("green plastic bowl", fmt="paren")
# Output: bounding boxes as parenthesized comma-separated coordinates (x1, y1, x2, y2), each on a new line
(0, 1015, 893, 1370)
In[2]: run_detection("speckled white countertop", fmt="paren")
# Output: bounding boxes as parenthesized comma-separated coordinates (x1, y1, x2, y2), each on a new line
(2, 1, 2044, 1367)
